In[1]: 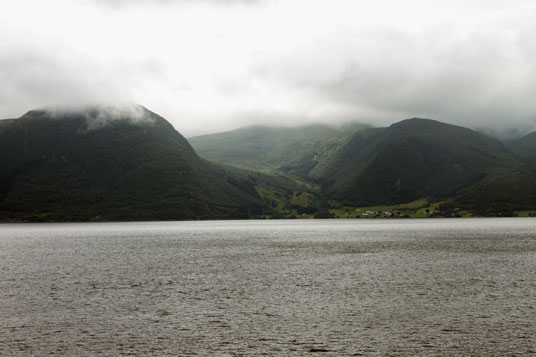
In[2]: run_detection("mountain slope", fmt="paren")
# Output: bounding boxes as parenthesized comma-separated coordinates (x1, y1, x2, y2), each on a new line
(320, 118, 517, 206)
(450, 165, 536, 215)
(189, 123, 368, 179)
(449, 131, 536, 214)
(0, 106, 294, 221)
(508, 132, 536, 164)
(2, 110, 534, 220)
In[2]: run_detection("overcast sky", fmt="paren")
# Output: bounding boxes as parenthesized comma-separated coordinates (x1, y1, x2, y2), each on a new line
(1, 0, 536, 136)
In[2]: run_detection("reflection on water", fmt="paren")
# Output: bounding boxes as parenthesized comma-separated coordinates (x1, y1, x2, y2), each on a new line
(1, 218, 535, 355)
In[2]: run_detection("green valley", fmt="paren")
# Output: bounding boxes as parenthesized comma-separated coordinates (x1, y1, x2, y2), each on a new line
(190, 118, 536, 218)
(1, 106, 535, 221)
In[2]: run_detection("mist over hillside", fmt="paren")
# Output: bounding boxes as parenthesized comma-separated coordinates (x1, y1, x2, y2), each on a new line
(0, 106, 304, 221)
(3, 2, 536, 356)
(3, 1, 536, 137)
(189, 122, 369, 173)
(1, 105, 535, 220)
(190, 117, 536, 216)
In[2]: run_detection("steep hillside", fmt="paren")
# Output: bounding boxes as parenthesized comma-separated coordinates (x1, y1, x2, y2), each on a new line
(508, 132, 536, 164)
(0, 106, 297, 221)
(449, 166, 536, 215)
(0, 119, 16, 135)
(2, 110, 534, 220)
(320, 118, 516, 206)
(189, 123, 368, 179)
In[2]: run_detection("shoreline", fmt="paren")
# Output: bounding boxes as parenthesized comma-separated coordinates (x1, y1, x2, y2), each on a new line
(1, 215, 535, 224)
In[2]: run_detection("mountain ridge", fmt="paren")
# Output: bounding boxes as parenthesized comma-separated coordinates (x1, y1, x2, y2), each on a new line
(1, 108, 535, 220)
(189, 117, 536, 215)
(0, 106, 302, 221)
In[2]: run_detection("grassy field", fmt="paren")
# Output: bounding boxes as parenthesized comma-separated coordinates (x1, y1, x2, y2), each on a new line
(328, 198, 472, 218)
(253, 188, 532, 219)
(514, 210, 536, 217)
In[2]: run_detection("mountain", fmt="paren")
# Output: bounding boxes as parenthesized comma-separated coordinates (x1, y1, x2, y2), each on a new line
(508, 132, 536, 164)
(319, 118, 517, 206)
(450, 165, 536, 215)
(189, 118, 536, 214)
(449, 131, 536, 215)
(2, 109, 534, 220)
(0, 106, 299, 221)
(189, 123, 369, 179)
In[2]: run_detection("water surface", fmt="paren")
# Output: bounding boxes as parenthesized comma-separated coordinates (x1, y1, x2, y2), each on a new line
(1, 218, 535, 355)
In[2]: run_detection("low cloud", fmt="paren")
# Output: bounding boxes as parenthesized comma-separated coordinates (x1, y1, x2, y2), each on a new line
(0, 33, 165, 120)
(0, 49, 124, 113)
(243, 25, 536, 135)
(44, 104, 154, 131)
(92, 0, 265, 8)
(1, 0, 536, 137)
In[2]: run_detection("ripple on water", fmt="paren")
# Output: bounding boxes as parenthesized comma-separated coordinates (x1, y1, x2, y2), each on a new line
(0, 218, 535, 355)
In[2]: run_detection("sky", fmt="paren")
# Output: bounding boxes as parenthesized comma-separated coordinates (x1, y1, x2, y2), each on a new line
(1, 0, 536, 137)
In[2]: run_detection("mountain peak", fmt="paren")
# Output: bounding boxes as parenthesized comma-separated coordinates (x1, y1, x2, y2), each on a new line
(387, 117, 483, 139)
(392, 117, 449, 127)
(0, 105, 290, 221)
(19, 104, 169, 131)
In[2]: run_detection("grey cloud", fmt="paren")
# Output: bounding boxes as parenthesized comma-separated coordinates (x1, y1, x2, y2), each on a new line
(0, 45, 166, 120)
(2, 0, 536, 138)
(0, 49, 125, 116)
(245, 27, 536, 136)
(92, 0, 265, 8)
(44, 104, 155, 131)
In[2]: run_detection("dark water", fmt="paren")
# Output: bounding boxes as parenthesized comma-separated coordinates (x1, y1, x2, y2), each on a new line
(1, 218, 535, 356)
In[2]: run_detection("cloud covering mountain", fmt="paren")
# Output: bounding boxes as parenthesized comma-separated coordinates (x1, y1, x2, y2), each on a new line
(1, 0, 536, 136)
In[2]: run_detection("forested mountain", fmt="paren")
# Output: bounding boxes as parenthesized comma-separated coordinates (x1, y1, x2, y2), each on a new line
(191, 118, 536, 216)
(0, 106, 300, 221)
(189, 123, 368, 179)
(508, 132, 536, 164)
(319, 118, 513, 205)
(1, 107, 535, 221)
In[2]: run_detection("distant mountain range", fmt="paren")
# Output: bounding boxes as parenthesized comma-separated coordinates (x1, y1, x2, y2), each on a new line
(1, 105, 535, 221)
(191, 118, 536, 216)
(189, 122, 369, 177)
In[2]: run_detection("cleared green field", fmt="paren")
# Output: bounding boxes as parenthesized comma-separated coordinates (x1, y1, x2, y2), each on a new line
(329, 198, 471, 218)
(514, 211, 536, 217)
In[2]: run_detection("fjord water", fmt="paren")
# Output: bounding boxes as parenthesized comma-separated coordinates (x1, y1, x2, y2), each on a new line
(1, 219, 535, 356)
